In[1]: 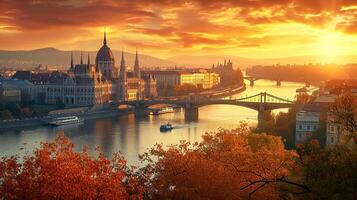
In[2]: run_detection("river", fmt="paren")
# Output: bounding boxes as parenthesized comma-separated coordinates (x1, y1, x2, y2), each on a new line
(0, 80, 306, 164)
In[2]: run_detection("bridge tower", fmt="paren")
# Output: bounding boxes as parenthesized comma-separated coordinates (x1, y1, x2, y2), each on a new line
(257, 92, 269, 131)
(276, 79, 281, 87)
(134, 102, 150, 118)
(257, 104, 266, 131)
(249, 78, 255, 87)
(184, 93, 199, 121)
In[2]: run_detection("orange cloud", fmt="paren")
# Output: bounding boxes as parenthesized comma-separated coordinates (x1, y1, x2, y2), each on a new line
(1, 0, 357, 59)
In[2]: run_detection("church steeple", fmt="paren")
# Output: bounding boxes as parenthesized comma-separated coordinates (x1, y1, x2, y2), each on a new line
(134, 48, 140, 78)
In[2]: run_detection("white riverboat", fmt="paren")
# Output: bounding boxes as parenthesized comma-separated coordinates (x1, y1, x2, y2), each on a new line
(150, 107, 175, 115)
(48, 116, 83, 126)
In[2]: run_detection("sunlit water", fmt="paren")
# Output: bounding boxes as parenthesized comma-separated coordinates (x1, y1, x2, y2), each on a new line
(0, 80, 306, 164)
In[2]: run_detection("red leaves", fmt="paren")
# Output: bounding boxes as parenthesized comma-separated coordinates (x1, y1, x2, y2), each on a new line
(0, 133, 142, 200)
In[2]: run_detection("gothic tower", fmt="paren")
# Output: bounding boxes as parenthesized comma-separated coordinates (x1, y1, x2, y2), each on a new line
(70, 52, 74, 71)
(134, 48, 140, 78)
(119, 49, 127, 101)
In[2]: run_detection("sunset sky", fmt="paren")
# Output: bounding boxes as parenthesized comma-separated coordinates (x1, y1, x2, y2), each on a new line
(1, 0, 357, 59)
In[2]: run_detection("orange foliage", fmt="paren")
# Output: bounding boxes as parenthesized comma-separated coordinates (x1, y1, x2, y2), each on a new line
(0, 134, 143, 200)
(139, 124, 297, 200)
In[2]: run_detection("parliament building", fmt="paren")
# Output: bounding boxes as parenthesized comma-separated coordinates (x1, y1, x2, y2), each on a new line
(21, 32, 157, 106)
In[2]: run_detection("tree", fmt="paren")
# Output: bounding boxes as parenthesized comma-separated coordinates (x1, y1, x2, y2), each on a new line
(274, 110, 296, 149)
(257, 110, 276, 134)
(329, 92, 357, 134)
(139, 124, 307, 200)
(294, 141, 357, 199)
(173, 84, 203, 96)
(0, 134, 143, 200)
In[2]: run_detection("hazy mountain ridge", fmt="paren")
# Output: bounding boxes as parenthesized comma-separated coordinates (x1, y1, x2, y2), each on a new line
(0, 48, 175, 69)
(1, 48, 357, 70)
(168, 55, 357, 68)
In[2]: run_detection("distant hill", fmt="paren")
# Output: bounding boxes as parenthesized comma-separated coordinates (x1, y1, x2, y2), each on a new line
(1, 47, 357, 70)
(0, 48, 175, 70)
(168, 55, 357, 69)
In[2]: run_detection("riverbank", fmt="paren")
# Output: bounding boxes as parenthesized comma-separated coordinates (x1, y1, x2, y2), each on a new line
(0, 108, 133, 130)
(0, 83, 246, 131)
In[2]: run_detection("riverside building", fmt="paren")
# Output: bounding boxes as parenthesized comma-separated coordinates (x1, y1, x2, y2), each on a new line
(14, 32, 157, 106)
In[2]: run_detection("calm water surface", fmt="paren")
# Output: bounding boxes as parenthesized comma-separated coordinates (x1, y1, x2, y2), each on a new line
(0, 80, 306, 164)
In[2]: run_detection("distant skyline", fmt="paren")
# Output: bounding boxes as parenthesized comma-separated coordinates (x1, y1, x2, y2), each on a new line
(1, 0, 357, 61)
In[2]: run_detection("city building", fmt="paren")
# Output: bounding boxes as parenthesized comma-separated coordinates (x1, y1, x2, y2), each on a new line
(211, 59, 243, 86)
(12, 32, 157, 106)
(180, 71, 220, 89)
(295, 104, 323, 145)
(0, 78, 33, 104)
(0, 82, 21, 103)
(142, 73, 157, 98)
(143, 70, 181, 88)
(211, 59, 233, 72)
(144, 70, 220, 90)
(325, 114, 349, 146)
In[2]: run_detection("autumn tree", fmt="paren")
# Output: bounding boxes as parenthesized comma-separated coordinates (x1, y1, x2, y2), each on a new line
(294, 141, 357, 200)
(0, 134, 143, 200)
(173, 83, 203, 96)
(139, 124, 308, 200)
(329, 92, 357, 134)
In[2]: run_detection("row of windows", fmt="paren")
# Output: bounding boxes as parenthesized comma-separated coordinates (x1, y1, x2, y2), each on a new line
(47, 87, 95, 93)
(328, 124, 341, 133)
(297, 124, 318, 131)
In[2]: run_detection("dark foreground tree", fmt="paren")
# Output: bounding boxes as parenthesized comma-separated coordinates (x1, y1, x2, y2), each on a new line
(329, 92, 357, 143)
(294, 141, 357, 200)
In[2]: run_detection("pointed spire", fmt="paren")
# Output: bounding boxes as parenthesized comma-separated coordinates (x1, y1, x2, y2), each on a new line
(80, 51, 83, 65)
(121, 48, 125, 62)
(87, 52, 90, 72)
(135, 48, 138, 60)
(120, 48, 127, 81)
(103, 27, 107, 45)
(119, 48, 127, 101)
(70, 52, 74, 70)
(134, 48, 140, 78)
(87, 52, 90, 65)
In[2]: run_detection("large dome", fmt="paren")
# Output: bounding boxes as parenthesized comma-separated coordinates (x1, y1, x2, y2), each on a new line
(96, 45, 114, 63)
(95, 32, 114, 63)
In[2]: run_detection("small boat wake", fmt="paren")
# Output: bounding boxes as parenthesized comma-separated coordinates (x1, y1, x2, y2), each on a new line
(160, 123, 195, 132)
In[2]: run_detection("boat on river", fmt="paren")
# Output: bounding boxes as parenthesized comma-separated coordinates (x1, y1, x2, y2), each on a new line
(160, 122, 173, 132)
(47, 116, 83, 126)
(296, 87, 307, 93)
(150, 107, 175, 115)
